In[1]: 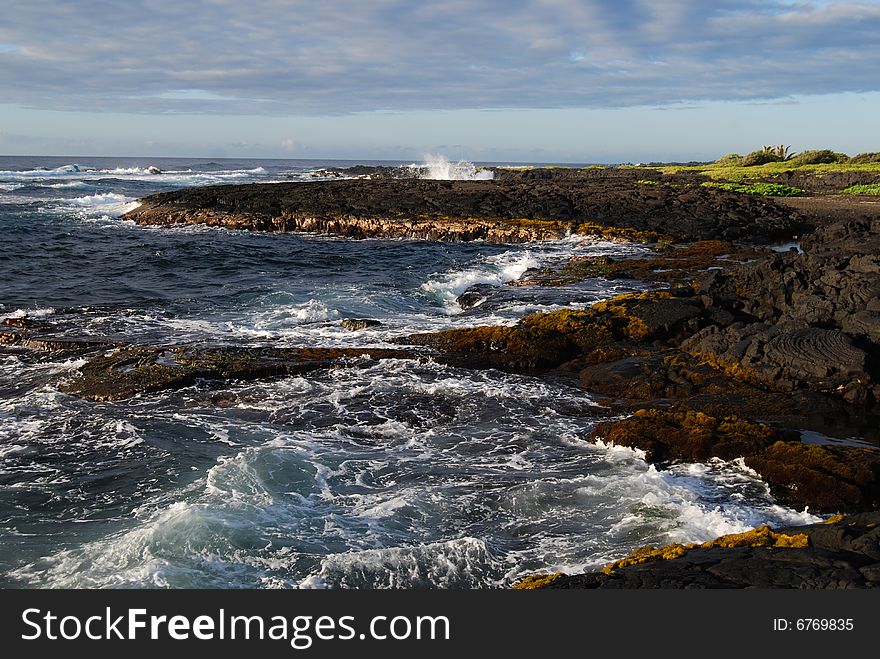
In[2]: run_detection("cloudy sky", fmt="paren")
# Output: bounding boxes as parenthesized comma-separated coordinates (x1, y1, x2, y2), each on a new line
(1, 0, 878, 162)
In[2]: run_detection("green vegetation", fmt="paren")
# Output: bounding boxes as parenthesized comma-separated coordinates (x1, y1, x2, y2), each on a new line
(789, 149, 848, 166)
(657, 158, 880, 181)
(701, 181, 805, 197)
(848, 152, 880, 164)
(840, 183, 880, 195)
(504, 148, 880, 195)
(714, 153, 742, 164)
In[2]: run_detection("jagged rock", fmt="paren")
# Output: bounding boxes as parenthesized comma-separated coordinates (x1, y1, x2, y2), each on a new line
(456, 284, 495, 309)
(589, 408, 880, 512)
(0, 328, 120, 354)
(2, 317, 45, 330)
(340, 318, 383, 331)
(526, 512, 880, 588)
(404, 292, 707, 371)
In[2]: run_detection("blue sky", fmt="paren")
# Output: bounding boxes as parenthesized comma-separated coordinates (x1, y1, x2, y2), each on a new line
(1, 0, 878, 162)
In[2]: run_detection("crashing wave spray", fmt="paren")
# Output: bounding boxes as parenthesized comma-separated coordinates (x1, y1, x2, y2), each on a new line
(412, 154, 494, 181)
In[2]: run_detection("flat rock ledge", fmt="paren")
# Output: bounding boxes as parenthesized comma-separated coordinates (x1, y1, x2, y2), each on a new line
(121, 178, 804, 243)
(514, 512, 880, 589)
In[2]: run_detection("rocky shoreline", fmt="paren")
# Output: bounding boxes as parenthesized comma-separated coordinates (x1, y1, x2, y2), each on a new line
(5, 165, 880, 588)
(515, 511, 880, 588)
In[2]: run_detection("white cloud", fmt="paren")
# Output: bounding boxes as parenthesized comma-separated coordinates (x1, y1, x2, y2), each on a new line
(0, 1, 877, 115)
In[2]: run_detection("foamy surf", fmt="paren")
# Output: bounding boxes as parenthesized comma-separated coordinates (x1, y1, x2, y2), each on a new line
(422, 249, 540, 312)
(4, 358, 824, 589)
(54, 192, 141, 217)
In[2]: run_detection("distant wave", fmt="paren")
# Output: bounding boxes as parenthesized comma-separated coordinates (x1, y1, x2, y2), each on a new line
(46, 181, 92, 189)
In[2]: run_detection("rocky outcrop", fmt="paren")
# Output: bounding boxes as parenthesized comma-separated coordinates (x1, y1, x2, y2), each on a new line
(1, 326, 121, 354)
(679, 215, 880, 404)
(60, 345, 416, 401)
(519, 512, 880, 588)
(340, 318, 383, 331)
(400, 207, 880, 514)
(404, 292, 707, 371)
(122, 178, 804, 243)
(589, 409, 880, 513)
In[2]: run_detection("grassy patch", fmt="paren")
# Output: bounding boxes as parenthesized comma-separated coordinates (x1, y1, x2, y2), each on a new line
(657, 160, 880, 180)
(701, 181, 805, 197)
(840, 183, 880, 195)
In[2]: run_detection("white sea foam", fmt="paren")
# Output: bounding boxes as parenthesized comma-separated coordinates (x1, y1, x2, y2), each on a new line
(409, 154, 494, 181)
(5, 306, 56, 319)
(62, 192, 132, 207)
(303, 537, 496, 589)
(421, 249, 540, 313)
(56, 192, 141, 217)
(6, 357, 828, 588)
(252, 299, 340, 329)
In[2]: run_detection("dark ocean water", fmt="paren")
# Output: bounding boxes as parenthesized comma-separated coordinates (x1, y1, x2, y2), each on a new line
(0, 156, 818, 588)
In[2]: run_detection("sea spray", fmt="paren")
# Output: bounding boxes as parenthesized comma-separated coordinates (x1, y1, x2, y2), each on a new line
(410, 154, 494, 181)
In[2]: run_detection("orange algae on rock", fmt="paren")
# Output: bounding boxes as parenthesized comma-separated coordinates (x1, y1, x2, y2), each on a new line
(601, 526, 809, 574)
(574, 222, 662, 243)
(699, 525, 809, 550)
(512, 573, 563, 590)
(601, 544, 690, 574)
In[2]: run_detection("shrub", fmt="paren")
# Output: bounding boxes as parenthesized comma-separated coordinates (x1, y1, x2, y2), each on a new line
(848, 152, 880, 164)
(715, 153, 742, 164)
(789, 149, 848, 166)
(741, 145, 793, 166)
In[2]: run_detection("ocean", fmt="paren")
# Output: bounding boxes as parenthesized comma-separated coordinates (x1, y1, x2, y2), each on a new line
(0, 155, 818, 588)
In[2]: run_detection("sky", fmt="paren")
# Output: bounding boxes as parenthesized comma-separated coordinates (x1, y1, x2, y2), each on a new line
(0, 0, 878, 162)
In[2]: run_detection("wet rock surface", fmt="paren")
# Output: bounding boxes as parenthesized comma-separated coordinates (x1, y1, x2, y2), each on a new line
(340, 318, 383, 331)
(0, 326, 122, 355)
(59, 345, 416, 401)
(530, 512, 880, 588)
